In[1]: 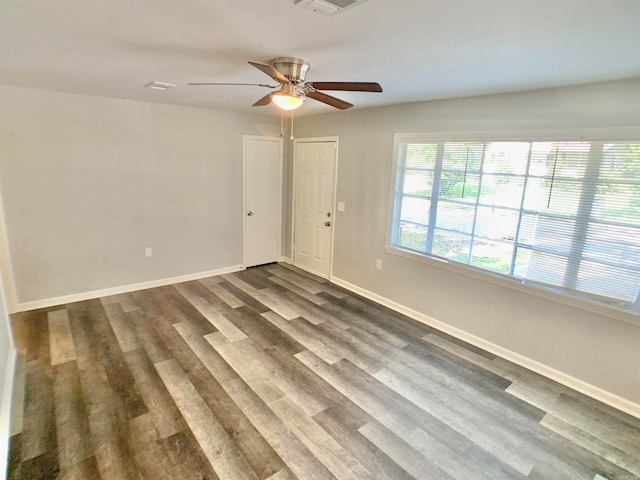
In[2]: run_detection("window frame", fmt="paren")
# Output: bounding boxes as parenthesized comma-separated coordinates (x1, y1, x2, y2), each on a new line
(385, 130, 640, 326)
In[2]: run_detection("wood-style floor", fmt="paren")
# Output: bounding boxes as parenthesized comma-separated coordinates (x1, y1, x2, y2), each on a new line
(7, 263, 640, 480)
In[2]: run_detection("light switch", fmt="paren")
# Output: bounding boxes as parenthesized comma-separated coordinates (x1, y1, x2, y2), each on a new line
(337, 201, 345, 212)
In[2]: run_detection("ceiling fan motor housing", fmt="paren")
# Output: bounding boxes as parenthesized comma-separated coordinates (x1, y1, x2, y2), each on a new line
(268, 57, 310, 83)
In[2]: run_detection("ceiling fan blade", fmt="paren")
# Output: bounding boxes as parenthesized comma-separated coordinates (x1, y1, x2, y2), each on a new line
(252, 93, 273, 107)
(307, 82, 383, 92)
(188, 82, 275, 88)
(248, 61, 289, 84)
(307, 91, 353, 110)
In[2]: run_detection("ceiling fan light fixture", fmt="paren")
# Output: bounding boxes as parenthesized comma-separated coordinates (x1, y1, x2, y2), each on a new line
(271, 92, 304, 110)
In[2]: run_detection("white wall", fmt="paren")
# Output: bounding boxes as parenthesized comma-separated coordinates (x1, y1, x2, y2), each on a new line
(292, 78, 640, 409)
(0, 85, 280, 307)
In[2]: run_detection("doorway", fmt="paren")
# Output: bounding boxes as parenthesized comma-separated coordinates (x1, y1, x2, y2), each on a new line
(243, 135, 283, 267)
(292, 138, 337, 278)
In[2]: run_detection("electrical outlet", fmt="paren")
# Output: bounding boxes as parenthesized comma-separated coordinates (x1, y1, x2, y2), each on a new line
(376, 259, 382, 270)
(145, 247, 152, 258)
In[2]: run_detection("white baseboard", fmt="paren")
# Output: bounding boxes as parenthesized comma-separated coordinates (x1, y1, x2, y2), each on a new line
(0, 347, 17, 480)
(279, 257, 293, 264)
(331, 275, 640, 420)
(14, 265, 245, 312)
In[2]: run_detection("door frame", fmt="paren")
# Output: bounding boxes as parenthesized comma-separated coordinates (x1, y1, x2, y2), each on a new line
(291, 136, 339, 280)
(243, 135, 283, 268)
(0, 192, 17, 313)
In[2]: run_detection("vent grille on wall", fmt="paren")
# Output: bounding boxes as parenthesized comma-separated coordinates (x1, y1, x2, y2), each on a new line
(294, 0, 368, 16)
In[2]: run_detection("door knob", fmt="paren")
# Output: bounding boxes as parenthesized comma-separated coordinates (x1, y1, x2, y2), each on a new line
(324, 221, 331, 227)
(247, 211, 253, 216)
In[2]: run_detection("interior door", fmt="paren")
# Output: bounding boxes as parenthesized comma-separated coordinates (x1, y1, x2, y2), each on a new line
(244, 136, 283, 267)
(293, 140, 337, 278)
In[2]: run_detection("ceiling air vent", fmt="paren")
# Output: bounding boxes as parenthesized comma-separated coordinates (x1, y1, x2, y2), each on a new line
(294, 0, 368, 16)
(145, 81, 176, 90)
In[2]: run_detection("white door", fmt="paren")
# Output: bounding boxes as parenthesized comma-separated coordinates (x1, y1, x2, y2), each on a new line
(244, 136, 283, 267)
(293, 139, 337, 278)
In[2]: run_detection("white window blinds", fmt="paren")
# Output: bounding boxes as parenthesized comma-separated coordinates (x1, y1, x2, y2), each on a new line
(389, 138, 640, 312)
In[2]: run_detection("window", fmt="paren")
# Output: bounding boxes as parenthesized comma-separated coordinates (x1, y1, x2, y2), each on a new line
(388, 136, 640, 313)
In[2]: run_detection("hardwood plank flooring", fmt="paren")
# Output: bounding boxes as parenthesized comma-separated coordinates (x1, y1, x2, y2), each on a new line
(8, 263, 640, 480)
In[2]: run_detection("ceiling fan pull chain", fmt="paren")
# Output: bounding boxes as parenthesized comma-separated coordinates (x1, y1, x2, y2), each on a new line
(290, 110, 295, 140)
(280, 110, 284, 137)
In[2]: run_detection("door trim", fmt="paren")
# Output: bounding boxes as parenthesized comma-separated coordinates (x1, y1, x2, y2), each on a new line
(242, 135, 283, 268)
(0, 192, 17, 313)
(291, 136, 338, 280)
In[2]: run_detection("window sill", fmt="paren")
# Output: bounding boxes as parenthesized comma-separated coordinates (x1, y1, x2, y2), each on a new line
(385, 245, 640, 328)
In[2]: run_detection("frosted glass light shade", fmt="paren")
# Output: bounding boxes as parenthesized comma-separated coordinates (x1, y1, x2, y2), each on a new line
(272, 93, 304, 110)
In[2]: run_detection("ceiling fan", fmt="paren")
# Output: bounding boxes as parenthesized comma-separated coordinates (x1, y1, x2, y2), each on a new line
(189, 57, 382, 111)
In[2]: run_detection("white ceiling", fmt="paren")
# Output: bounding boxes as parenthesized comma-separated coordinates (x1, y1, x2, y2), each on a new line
(2, 0, 640, 116)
